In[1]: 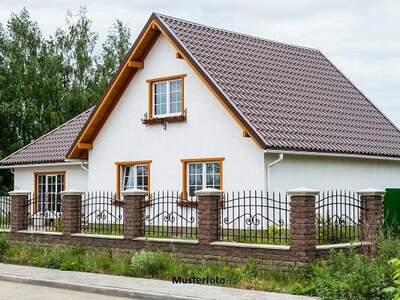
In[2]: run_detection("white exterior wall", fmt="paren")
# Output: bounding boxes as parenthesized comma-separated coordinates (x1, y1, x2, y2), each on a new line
(13, 164, 88, 193)
(88, 34, 265, 193)
(266, 153, 400, 193)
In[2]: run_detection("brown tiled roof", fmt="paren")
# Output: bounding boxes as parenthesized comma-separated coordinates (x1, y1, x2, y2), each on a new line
(157, 14, 400, 157)
(4, 14, 400, 166)
(0, 108, 93, 166)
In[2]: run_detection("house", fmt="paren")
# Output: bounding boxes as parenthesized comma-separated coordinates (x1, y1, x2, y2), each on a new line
(2, 13, 400, 207)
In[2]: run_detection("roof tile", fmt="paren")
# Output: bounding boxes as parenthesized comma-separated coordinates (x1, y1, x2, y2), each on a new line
(0, 108, 93, 166)
(158, 14, 400, 157)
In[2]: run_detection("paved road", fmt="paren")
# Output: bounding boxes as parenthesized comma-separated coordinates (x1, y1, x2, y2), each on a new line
(0, 281, 133, 300)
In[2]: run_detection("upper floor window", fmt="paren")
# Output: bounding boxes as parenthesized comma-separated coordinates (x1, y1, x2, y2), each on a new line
(147, 75, 186, 119)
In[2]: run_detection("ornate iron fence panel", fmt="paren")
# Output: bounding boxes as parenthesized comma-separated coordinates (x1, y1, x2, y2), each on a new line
(142, 191, 197, 239)
(80, 191, 124, 236)
(0, 195, 11, 229)
(218, 191, 290, 245)
(316, 190, 367, 244)
(24, 194, 63, 232)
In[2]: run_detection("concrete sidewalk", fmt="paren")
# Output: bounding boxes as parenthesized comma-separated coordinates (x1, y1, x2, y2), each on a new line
(0, 263, 316, 300)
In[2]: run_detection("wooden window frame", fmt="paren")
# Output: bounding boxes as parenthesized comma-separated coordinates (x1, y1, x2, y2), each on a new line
(115, 160, 152, 200)
(33, 171, 66, 213)
(180, 157, 224, 200)
(146, 74, 186, 120)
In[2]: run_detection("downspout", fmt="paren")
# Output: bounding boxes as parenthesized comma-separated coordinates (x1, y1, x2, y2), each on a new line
(80, 162, 89, 172)
(266, 153, 284, 191)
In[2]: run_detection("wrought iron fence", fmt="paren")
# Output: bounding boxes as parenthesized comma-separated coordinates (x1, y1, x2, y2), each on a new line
(80, 191, 124, 236)
(316, 190, 367, 244)
(0, 195, 11, 229)
(24, 194, 63, 232)
(142, 191, 197, 239)
(218, 191, 290, 245)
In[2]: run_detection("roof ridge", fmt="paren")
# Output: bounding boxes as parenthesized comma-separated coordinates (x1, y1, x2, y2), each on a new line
(0, 107, 94, 164)
(154, 12, 320, 52)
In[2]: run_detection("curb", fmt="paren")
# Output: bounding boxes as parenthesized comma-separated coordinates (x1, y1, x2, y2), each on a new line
(0, 274, 199, 300)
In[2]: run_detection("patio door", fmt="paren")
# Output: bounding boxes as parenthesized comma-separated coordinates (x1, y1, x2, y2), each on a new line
(37, 173, 64, 213)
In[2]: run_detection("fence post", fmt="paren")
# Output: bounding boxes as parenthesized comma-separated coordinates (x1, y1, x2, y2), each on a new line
(288, 187, 319, 263)
(61, 190, 84, 236)
(122, 188, 148, 239)
(9, 190, 30, 233)
(196, 188, 223, 245)
(358, 188, 385, 254)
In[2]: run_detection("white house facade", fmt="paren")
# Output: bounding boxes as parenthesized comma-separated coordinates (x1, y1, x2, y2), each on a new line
(2, 13, 400, 205)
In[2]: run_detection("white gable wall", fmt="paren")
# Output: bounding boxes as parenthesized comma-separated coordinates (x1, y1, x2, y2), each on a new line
(88, 35, 265, 192)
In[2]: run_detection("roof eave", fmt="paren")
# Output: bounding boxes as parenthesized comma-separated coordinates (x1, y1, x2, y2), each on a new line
(265, 148, 400, 161)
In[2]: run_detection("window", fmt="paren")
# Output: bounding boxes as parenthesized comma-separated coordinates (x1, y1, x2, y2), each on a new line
(181, 158, 224, 198)
(115, 160, 151, 199)
(35, 173, 65, 212)
(153, 79, 182, 116)
(121, 164, 149, 191)
(147, 75, 185, 118)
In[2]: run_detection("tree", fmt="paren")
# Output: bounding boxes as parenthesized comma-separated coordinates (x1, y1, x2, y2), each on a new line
(95, 20, 131, 94)
(0, 7, 132, 192)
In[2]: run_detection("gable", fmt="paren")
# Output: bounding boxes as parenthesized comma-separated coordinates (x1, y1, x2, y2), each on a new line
(68, 14, 263, 160)
(68, 13, 400, 159)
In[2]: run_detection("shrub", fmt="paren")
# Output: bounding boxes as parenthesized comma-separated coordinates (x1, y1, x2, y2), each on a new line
(130, 250, 172, 277)
(295, 247, 393, 300)
(0, 234, 10, 258)
(384, 258, 400, 300)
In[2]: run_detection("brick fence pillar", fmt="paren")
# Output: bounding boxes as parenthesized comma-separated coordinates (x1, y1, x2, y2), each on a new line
(9, 190, 30, 233)
(61, 190, 84, 236)
(288, 187, 319, 263)
(358, 188, 385, 254)
(122, 188, 147, 239)
(196, 188, 223, 245)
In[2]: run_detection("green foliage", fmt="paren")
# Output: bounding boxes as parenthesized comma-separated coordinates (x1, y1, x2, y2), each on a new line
(0, 233, 10, 256)
(130, 250, 172, 277)
(385, 258, 400, 300)
(0, 7, 132, 191)
(3, 234, 400, 298)
(294, 238, 400, 300)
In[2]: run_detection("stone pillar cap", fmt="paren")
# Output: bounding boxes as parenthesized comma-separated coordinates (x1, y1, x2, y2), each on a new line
(121, 188, 148, 196)
(60, 190, 85, 196)
(357, 188, 385, 196)
(194, 188, 224, 196)
(8, 190, 31, 196)
(287, 187, 319, 196)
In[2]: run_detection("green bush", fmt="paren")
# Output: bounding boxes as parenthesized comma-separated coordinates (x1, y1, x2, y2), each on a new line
(294, 239, 400, 300)
(0, 234, 10, 257)
(384, 258, 400, 300)
(130, 250, 172, 277)
(3, 236, 400, 298)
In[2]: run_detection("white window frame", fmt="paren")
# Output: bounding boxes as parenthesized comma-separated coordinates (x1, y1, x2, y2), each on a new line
(152, 78, 183, 117)
(37, 174, 64, 213)
(186, 161, 221, 197)
(121, 164, 149, 191)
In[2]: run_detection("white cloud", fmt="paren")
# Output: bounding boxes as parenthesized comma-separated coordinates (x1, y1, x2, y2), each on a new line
(0, 0, 399, 126)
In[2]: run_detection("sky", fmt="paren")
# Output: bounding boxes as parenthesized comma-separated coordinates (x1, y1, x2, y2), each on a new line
(0, 0, 399, 126)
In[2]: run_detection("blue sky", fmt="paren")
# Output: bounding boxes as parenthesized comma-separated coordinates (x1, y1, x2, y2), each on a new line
(1, 0, 399, 126)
